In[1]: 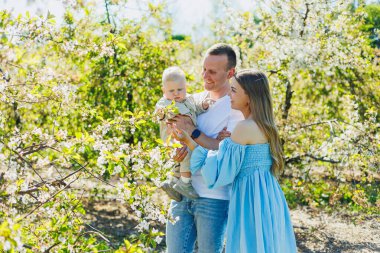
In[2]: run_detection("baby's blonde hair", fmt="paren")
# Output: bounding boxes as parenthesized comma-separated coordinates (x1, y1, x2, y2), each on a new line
(162, 66, 186, 86)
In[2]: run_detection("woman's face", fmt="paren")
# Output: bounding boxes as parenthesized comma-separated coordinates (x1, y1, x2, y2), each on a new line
(230, 77, 250, 112)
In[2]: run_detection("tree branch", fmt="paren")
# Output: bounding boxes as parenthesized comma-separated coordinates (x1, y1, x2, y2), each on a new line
(16, 165, 84, 195)
(22, 176, 80, 219)
(286, 153, 340, 164)
(104, 0, 111, 25)
(282, 79, 293, 120)
(0, 140, 45, 182)
(43, 242, 61, 253)
(21, 143, 49, 156)
(72, 158, 116, 188)
(300, 3, 310, 37)
(296, 120, 338, 129)
(0, 67, 11, 82)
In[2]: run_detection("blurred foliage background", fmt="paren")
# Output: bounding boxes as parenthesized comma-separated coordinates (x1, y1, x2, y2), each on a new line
(0, 0, 378, 252)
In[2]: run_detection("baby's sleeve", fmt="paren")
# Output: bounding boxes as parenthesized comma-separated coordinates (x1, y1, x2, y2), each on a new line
(188, 94, 206, 116)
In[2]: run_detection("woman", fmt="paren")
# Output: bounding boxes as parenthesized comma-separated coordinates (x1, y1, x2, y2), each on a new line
(171, 69, 297, 253)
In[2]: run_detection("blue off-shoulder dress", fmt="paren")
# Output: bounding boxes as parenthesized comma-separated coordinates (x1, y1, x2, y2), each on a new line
(190, 138, 297, 253)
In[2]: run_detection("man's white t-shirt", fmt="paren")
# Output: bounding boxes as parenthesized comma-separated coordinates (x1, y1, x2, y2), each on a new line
(192, 92, 244, 200)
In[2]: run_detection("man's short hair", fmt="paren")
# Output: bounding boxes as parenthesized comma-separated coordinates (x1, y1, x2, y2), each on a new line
(162, 66, 186, 85)
(206, 43, 237, 70)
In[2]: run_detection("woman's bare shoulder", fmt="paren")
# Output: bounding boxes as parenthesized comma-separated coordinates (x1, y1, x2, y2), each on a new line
(231, 120, 267, 145)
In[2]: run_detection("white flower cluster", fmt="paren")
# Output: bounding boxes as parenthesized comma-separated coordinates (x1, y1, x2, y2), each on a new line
(52, 83, 78, 104)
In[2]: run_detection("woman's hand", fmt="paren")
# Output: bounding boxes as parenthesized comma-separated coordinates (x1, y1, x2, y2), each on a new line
(169, 124, 198, 151)
(173, 144, 188, 162)
(169, 124, 190, 143)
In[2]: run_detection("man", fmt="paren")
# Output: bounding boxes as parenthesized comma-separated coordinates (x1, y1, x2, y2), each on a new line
(165, 43, 244, 253)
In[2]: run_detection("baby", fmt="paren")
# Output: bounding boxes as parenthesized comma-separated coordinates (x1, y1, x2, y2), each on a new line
(155, 66, 211, 201)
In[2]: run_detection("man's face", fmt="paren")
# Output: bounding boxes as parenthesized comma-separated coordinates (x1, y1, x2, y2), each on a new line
(202, 54, 232, 92)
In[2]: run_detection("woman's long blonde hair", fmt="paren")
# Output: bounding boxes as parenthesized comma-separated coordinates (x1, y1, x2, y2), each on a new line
(234, 69, 284, 176)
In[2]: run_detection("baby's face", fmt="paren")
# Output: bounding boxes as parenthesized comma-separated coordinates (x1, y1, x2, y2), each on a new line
(162, 81, 187, 102)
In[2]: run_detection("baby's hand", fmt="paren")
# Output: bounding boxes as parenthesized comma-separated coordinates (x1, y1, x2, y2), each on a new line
(156, 103, 180, 121)
(216, 127, 231, 141)
(202, 98, 216, 110)
(156, 108, 166, 121)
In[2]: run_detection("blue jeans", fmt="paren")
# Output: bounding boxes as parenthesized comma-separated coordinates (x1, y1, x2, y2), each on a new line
(165, 197, 229, 253)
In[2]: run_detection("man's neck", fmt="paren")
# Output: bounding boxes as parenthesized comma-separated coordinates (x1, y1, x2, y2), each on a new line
(208, 83, 230, 100)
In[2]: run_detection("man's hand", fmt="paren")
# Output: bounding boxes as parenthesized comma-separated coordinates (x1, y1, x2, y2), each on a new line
(202, 98, 216, 110)
(173, 144, 188, 162)
(216, 127, 231, 141)
(168, 115, 195, 135)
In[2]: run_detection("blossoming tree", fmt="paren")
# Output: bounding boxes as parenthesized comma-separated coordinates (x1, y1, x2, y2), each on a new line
(0, 0, 378, 252)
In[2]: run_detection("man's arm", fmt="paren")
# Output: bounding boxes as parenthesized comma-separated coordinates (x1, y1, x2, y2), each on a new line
(192, 132, 220, 150)
(168, 115, 221, 150)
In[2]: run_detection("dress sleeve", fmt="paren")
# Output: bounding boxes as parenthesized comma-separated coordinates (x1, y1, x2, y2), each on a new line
(190, 145, 209, 174)
(190, 138, 246, 189)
